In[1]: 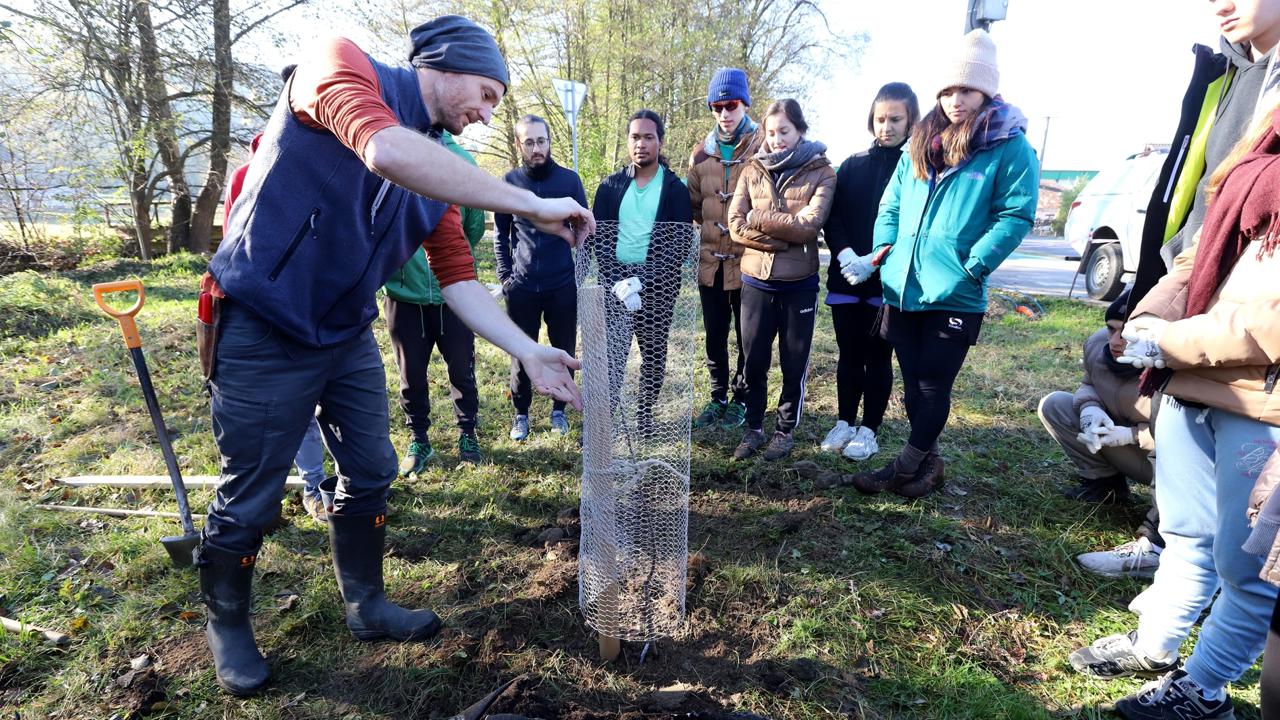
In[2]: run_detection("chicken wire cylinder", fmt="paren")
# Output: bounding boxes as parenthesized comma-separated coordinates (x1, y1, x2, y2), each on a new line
(576, 220, 700, 642)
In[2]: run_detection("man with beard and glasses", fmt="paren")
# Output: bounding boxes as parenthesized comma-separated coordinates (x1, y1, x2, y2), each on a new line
(495, 114, 588, 441)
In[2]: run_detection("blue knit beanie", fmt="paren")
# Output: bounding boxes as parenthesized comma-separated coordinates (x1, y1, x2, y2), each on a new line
(706, 68, 750, 107)
(408, 15, 509, 91)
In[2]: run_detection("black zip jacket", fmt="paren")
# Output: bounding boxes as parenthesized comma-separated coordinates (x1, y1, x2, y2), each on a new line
(1132, 39, 1270, 308)
(494, 157, 587, 293)
(589, 163, 695, 294)
(822, 141, 904, 299)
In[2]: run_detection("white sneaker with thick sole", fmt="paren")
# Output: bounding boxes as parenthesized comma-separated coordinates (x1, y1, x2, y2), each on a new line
(1077, 537, 1161, 579)
(842, 425, 879, 460)
(820, 421, 854, 453)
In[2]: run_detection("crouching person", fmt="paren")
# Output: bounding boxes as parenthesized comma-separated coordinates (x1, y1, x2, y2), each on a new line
(1038, 289, 1164, 578)
(199, 17, 590, 695)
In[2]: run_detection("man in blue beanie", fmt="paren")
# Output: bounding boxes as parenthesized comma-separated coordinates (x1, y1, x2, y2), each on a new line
(688, 67, 762, 432)
(200, 15, 593, 696)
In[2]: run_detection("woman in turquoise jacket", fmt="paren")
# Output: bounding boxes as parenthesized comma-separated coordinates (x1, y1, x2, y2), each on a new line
(842, 29, 1039, 499)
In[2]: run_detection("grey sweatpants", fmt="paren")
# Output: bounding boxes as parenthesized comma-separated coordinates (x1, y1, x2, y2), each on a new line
(1037, 390, 1153, 483)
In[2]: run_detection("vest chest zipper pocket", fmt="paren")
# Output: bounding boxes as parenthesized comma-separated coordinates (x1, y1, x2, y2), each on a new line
(268, 208, 320, 281)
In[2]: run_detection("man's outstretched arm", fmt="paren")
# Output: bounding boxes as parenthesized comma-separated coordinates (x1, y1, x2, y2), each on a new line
(365, 126, 594, 245)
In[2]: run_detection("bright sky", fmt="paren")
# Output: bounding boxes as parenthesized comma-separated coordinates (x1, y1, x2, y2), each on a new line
(0, 0, 1223, 173)
(807, 1, 1220, 171)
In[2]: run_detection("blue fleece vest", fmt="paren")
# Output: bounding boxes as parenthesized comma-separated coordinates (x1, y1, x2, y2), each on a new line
(210, 55, 448, 348)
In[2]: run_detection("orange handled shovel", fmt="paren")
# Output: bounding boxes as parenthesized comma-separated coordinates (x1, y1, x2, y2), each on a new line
(92, 280, 200, 567)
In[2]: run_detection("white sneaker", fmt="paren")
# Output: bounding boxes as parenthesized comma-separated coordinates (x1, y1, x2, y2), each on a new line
(1077, 537, 1161, 579)
(820, 421, 855, 453)
(841, 425, 879, 460)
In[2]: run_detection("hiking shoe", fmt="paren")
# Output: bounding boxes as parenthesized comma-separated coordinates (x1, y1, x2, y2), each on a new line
(1065, 473, 1131, 504)
(850, 461, 913, 495)
(398, 440, 434, 477)
(820, 421, 855, 453)
(733, 428, 767, 460)
(762, 431, 794, 461)
(894, 453, 945, 499)
(720, 402, 747, 430)
(1078, 537, 1162, 579)
(457, 432, 483, 465)
(550, 410, 570, 436)
(842, 425, 880, 461)
(693, 400, 727, 429)
(510, 414, 530, 442)
(302, 494, 329, 523)
(1114, 669, 1234, 720)
(1069, 631, 1180, 680)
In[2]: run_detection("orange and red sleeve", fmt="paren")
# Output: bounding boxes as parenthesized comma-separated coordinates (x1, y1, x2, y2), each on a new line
(288, 37, 400, 157)
(422, 205, 478, 287)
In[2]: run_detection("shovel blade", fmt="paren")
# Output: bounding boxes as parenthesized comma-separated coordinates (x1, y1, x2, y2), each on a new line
(161, 533, 201, 568)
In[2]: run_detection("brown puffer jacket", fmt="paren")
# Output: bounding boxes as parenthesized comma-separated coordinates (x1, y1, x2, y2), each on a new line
(687, 128, 765, 289)
(727, 154, 836, 282)
(1131, 233, 1280, 423)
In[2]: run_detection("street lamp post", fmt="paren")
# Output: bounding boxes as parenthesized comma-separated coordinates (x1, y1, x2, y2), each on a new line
(966, 0, 1008, 32)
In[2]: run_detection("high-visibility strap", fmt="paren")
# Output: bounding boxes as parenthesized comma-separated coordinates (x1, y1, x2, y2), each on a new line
(1164, 69, 1233, 242)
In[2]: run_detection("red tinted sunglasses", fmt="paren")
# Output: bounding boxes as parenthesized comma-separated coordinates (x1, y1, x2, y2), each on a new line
(710, 100, 741, 113)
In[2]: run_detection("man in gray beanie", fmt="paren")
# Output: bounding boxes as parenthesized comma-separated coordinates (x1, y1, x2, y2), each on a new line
(200, 15, 593, 696)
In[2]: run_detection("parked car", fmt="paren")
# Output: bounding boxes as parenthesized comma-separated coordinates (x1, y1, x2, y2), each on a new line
(1065, 148, 1168, 300)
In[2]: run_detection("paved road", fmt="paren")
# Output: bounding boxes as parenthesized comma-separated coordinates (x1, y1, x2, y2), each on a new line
(988, 235, 1092, 300)
(819, 235, 1096, 302)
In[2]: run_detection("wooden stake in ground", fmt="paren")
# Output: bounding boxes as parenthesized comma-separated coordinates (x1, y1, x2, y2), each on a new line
(598, 634, 620, 661)
(1, 616, 70, 646)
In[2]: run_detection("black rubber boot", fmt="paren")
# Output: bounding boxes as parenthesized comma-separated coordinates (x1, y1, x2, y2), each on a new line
(197, 545, 269, 696)
(328, 512, 444, 641)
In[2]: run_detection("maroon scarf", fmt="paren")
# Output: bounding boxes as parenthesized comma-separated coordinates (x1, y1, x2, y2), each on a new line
(1140, 108, 1280, 395)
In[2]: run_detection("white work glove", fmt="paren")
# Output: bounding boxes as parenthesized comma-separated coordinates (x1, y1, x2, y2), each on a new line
(612, 276, 643, 312)
(1079, 405, 1114, 435)
(1097, 425, 1138, 448)
(837, 247, 876, 285)
(1076, 429, 1105, 454)
(487, 283, 505, 300)
(1117, 317, 1170, 369)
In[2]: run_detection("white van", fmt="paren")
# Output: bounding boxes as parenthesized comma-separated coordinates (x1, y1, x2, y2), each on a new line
(1065, 148, 1168, 300)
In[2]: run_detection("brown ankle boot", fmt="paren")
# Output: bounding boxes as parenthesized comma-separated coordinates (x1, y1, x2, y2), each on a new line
(850, 460, 914, 495)
(894, 453, 945, 499)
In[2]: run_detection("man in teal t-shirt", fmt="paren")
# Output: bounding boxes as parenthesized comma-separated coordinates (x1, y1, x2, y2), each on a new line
(590, 110, 693, 436)
(383, 131, 488, 471)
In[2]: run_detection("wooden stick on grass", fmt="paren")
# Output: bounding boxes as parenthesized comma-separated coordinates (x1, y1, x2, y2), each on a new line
(57, 475, 304, 488)
(35, 504, 206, 520)
(1, 616, 70, 646)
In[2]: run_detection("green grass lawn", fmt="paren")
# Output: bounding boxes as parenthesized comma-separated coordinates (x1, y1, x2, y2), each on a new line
(0, 253, 1260, 719)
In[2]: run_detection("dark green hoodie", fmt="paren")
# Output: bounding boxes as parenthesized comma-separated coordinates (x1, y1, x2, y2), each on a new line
(384, 132, 487, 305)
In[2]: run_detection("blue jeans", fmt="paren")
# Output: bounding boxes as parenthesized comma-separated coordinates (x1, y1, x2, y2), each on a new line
(1130, 395, 1280, 692)
(202, 301, 398, 555)
(294, 414, 326, 499)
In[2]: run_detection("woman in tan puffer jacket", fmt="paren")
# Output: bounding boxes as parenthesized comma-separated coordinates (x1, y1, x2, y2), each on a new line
(726, 98, 835, 462)
(1070, 107, 1280, 714)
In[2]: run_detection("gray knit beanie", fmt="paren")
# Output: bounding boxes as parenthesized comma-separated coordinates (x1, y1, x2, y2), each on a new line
(408, 15, 509, 91)
(937, 29, 999, 99)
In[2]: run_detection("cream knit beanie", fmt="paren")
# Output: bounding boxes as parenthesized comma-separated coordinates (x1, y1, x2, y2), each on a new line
(938, 29, 999, 98)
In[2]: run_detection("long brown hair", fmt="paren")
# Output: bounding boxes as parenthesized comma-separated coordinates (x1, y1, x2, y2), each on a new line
(908, 95, 993, 180)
